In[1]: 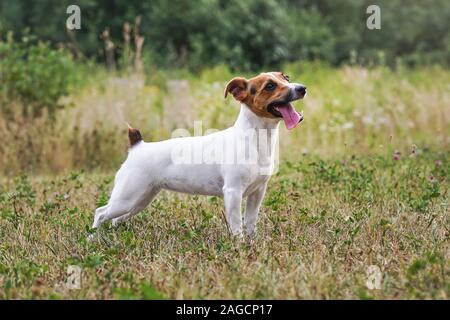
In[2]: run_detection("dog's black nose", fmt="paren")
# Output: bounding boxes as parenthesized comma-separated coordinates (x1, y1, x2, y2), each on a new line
(295, 85, 307, 95)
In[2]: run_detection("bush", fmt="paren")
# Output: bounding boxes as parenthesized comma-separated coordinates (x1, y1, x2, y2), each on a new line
(1, 0, 449, 70)
(0, 32, 81, 117)
(144, 0, 336, 70)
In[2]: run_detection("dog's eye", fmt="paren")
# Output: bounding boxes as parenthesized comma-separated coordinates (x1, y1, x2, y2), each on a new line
(265, 82, 277, 91)
(282, 73, 290, 82)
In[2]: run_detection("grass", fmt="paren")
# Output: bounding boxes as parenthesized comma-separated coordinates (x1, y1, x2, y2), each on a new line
(0, 62, 449, 299)
(0, 62, 449, 174)
(0, 149, 448, 299)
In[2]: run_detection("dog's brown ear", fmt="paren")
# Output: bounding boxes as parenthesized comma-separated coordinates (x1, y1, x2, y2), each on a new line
(224, 77, 248, 101)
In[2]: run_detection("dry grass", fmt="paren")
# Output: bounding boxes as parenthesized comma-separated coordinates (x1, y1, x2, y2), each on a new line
(0, 63, 449, 174)
(0, 151, 448, 299)
(0, 63, 449, 299)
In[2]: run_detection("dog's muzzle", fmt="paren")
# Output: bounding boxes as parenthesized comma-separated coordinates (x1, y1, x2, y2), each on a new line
(267, 84, 306, 130)
(294, 84, 307, 98)
(267, 84, 306, 118)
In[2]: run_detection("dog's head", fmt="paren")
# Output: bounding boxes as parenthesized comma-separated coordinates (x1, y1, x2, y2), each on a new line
(225, 72, 306, 130)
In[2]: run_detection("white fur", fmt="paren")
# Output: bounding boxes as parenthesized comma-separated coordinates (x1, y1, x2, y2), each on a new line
(91, 104, 281, 236)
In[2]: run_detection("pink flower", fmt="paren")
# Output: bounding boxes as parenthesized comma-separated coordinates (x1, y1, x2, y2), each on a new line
(393, 150, 401, 161)
(435, 160, 442, 167)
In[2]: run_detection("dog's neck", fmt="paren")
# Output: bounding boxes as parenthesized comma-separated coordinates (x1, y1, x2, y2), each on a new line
(234, 104, 280, 131)
(233, 104, 279, 171)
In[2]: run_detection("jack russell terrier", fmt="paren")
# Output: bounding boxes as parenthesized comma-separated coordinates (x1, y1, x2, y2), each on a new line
(91, 72, 306, 237)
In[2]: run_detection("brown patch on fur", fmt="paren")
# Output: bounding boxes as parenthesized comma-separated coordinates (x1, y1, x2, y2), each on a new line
(126, 123, 142, 147)
(224, 72, 292, 119)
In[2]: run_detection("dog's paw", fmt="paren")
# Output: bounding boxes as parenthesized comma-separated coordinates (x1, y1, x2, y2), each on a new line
(230, 231, 244, 242)
(87, 233, 96, 242)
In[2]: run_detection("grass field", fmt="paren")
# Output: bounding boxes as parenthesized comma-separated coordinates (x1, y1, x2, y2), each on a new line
(0, 151, 448, 299)
(0, 63, 449, 299)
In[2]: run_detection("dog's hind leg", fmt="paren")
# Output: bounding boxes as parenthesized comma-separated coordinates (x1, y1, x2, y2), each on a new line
(92, 198, 143, 229)
(92, 205, 109, 228)
(111, 188, 160, 226)
(92, 189, 154, 229)
(91, 167, 157, 229)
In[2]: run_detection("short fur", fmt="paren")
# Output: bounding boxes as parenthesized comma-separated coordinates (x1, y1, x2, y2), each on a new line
(90, 72, 306, 238)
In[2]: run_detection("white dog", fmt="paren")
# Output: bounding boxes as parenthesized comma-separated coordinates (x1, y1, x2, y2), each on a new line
(91, 72, 306, 236)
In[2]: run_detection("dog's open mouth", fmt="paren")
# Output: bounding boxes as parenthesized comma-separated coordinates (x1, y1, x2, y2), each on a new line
(268, 101, 304, 130)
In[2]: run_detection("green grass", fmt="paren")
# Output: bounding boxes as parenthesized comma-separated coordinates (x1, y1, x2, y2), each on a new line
(1, 62, 449, 174)
(0, 62, 449, 299)
(0, 149, 448, 299)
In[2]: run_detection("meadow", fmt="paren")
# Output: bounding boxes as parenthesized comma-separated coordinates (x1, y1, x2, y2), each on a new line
(0, 62, 449, 299)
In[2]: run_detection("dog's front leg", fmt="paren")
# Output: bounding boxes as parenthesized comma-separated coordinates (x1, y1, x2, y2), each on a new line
(244, 182, 268, 236)
(223, 186, 243, 236)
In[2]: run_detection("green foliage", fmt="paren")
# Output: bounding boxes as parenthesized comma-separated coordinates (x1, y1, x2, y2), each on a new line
(0, 33, 81, 116)
(360, 0, 450, 66)
(113, 282, 165, 300)
(0, 152, 447, 299)
(1, 0, 448, 70)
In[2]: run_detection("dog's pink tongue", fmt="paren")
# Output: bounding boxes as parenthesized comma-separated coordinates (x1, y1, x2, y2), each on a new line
(278, 104, 301, 130)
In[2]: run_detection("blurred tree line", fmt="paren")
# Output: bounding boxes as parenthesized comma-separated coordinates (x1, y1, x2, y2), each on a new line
(1, 0, 449, 70)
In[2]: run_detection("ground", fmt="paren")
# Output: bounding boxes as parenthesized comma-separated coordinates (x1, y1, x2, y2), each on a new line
(0, 150, 448, 299)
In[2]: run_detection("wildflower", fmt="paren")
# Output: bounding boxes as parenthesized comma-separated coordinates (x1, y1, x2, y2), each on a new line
(331, 99, 341, 106)
(342, 122, 354, 130)
(392, 150, 401, 161)
(406, 121, 415, 128)
(362, 115, 374, 126)
(435, 160, 442, 167)
(353, 110, 362, 117)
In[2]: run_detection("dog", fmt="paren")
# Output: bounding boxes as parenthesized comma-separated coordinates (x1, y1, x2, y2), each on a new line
(91, 72, 306, 237)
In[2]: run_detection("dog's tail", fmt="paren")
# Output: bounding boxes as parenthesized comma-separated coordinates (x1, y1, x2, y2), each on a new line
(125, 122, 142, 147)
